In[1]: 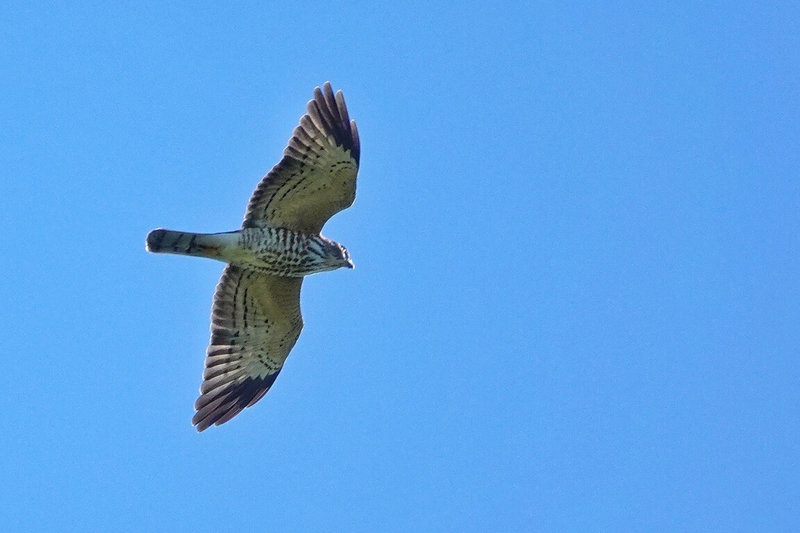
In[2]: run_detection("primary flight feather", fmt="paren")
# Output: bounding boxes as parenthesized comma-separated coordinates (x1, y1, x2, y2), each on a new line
(146, 82, 360, 431)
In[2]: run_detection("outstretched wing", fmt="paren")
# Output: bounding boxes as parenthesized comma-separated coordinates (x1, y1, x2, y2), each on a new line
(193, 265, 303, 431)
(242, 82, 360, 234)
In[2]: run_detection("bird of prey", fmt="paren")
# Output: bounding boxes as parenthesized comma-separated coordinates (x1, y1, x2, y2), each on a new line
(146, 82, 360, 431)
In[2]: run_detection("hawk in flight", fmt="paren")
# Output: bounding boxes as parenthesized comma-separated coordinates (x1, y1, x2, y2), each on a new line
(146, 82, 360, 431)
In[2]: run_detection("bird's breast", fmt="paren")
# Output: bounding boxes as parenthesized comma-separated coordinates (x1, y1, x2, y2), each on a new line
(226, 227, 332, 277)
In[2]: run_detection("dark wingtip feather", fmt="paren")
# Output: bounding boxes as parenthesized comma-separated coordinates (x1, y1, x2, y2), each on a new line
(349, 120, 360, 164)
(192, 372, 281, 432)
(311, 82, 360, 164)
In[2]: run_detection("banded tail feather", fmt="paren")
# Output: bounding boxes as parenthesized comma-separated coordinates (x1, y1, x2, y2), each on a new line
(146, 229, 231, 260)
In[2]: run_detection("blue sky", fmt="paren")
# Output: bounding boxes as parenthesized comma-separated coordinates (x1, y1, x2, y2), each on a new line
(1, 2, 798, 531)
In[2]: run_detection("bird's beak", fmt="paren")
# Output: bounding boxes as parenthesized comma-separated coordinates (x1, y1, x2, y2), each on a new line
(346, 259, 355, 269)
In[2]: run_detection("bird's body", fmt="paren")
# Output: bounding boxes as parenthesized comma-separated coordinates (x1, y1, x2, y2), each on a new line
(146, 82, 360, 431)
(146, 227, 353, 277)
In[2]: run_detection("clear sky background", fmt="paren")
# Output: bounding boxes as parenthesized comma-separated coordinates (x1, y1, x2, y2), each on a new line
(1, 2, 798, 531)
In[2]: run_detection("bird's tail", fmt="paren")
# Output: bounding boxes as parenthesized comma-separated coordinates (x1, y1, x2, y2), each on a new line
(146, 229, 234, 260)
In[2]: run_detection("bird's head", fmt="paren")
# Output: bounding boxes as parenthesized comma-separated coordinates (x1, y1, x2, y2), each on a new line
(315, 236, 354, 271)
(337, 244, 355, 269)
